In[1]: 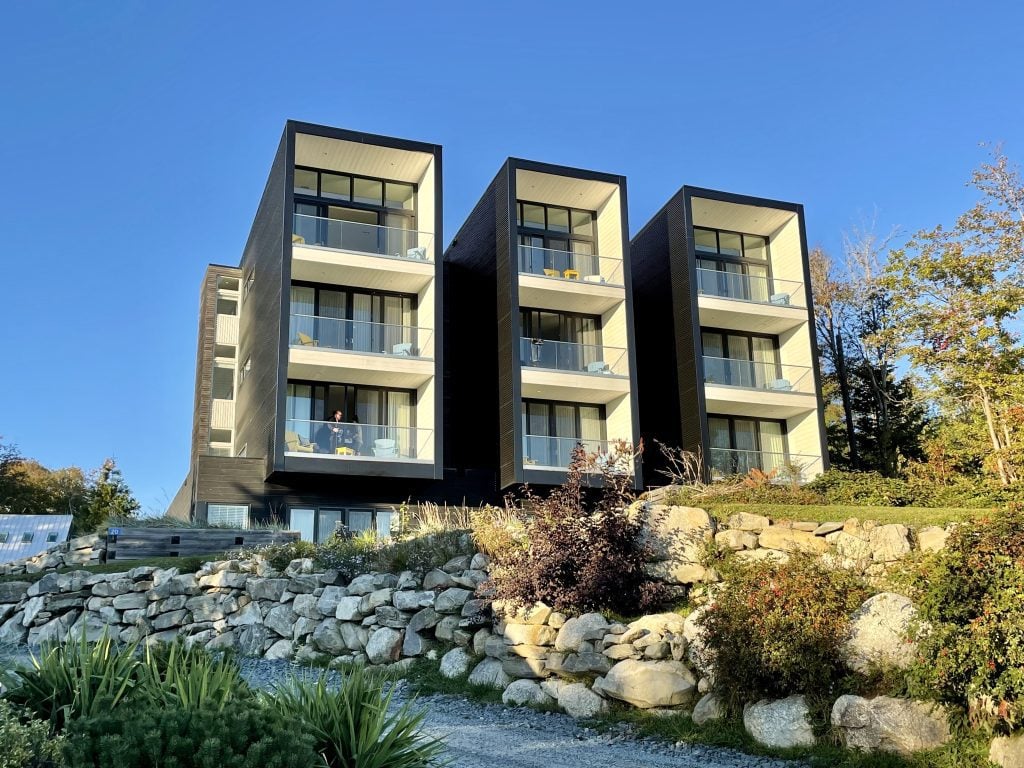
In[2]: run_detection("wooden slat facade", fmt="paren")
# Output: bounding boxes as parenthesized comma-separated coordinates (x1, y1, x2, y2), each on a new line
(106, 527, 299, 561)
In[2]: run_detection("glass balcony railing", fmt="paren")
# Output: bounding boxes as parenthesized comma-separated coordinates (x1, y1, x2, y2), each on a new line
(519, 338, 627, 376)
(522, 434, 633, 474)
(696, 268, 805, 307)
(702, 356, 814, 393)
(284, 419, 430, 460)
(289, 314, 434, 358)
(709, 448, 823, 482)
(518, 245, 623, 285)
(292, 214, 434, 261)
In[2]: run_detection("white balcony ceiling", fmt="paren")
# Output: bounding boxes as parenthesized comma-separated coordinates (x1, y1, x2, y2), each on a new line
(521, 368, 630, 405)
(292, 245, 434, 294)
(690, 197, 795, 236)
(518, 275, 624, 315)
(515, 169, 617, 210)
(697, 296, 809, 334)
(295, 134, 433, 184)
(288, 348, 434, 389)
(704, 384, 819, 419)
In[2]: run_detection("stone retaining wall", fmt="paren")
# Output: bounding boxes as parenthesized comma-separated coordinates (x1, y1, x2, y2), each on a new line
(0, 533, 105, 576)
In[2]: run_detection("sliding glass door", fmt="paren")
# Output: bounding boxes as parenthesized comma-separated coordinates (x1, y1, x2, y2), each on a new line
(522, 400, 606, 468)
(707, 415, 788, 478)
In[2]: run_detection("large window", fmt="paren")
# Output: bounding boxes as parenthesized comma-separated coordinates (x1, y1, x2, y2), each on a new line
(516, 200, 598, 276)
(701, 328, 779, 388)
(521, 400, 606, 468)
(290, 505, 394, 543)
(707, 415, 788, 477)
(285, 381, 415, 457)
(290, 283, 416, 353)
(293, 167, 417, 254)
(520, 308, 602, 371)
(694, 226, 772, 302)
(207, 504, 249, 528)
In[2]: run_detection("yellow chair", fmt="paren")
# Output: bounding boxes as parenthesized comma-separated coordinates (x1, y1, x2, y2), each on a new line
(285, 431, 316, 453)
(292, 234, 306, 244)
(543, 268, 560, 278)
(563, 269, 580, 280)
(335, 447, 354, 456)
(297, 332, 318, 347)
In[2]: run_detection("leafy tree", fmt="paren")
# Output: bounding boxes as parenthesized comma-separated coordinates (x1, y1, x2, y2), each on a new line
(848, 360, 930, 475)
(78, 459, 140, 533)
(882, 148, 1024, 484)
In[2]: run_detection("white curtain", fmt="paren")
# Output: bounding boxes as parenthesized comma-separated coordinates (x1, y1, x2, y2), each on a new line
(351, 293, 372, 352)
(752, 337, 776, 388)
(290, 286, 315, 344)
(387, 392, 412, 456)
(760, 422, 786, 472)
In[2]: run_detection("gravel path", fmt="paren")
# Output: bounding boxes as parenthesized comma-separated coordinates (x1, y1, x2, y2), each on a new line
(0, 651, 796, 768)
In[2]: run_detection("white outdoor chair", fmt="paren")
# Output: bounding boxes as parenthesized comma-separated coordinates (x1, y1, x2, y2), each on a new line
(373, 439, 398, 457)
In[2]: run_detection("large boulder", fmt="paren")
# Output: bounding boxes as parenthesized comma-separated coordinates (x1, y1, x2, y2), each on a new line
(264, 605, 298, 638)
(311, 619, 347, 655)
(502, 679, 554, 708)
(435, 588, 473, 614)
(757, 526, 830, 555)
(393, 590, 435, 612)
(504, 623, 557, 647)
(844, 593, 919, 673)
(682, 606, 712, 675)
(557, 683, 607, 719)
(600, 659, 696, 709)
(365, 627, 403, 664)
(467, 657, 511, 689)
(692, 692, 726, 726)
(832, 695, 950, 755)
(726, 512, 770, 531)
(316, 586, 347, 617)
(335, 596, 364, 622)
(991, 733, 1024, 768)
(643, 505, 715, 560)
(237, 624, 270, 656)
(0, 582, 31, 603)
(439, 647, 473, 679)
(917, 526, 950, 553)
(554, 613, 609, 652)
(869, 524, 912, 562)
(743, 696, 816, 748)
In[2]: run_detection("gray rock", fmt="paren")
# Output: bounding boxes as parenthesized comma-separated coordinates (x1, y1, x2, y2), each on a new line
(402, 629, 434, 657)
(502, 679, 554, 707)
(365, 627, 404, 664)
(91, 578, 133, 598)
(317, 586, 347, 616)
(312, 619, 347, 655)
(1, 612, 29, 644)
(869, 524, 912, 562)
(440, 647, 473, 679)
(726, 512, 771, 531)
(470, 553, 491, 570)
(917, 526, 950, 553)
(0, 582, 31, 603)
(375, 605, 410, 629)
(29, 612, 77, 645)
(758, 527, 830, 555)
(557, 683, 608, 719)
(554, 613, 609, 652)
(408, 607, 441, 633)
(237, 624, 270, 656)
(167, 574, 200, 596)
(601, 659, 696, 708)
(423, 569, 456, 590)
(502, 656, 547, 679)
(744, 696, 816, 748)
(435, 587, 473, 614)
(715, 530, 759, 551)
(339, 621, 368, 651)
(844, 592, 919, 672)
(832, 695, 950, 755)
(468, 657, 512, 689)
(813, 521, 845, 536)
(153, 610, 189, 631)
(434, 614, 461, 642)
(644, 505, 716, 561)
(198, 571, 247, 589)
(205, 632, 238, 652)
(228, 601, 263, 627)
(70, 613, 110, 642)
(292, 616, 319, 641)
(991, 733, 1024, 768)
(287, 575, 320, 594)
(247, 578, 289, 602)
(396, 571, 420, 590)
(504, 623, 557, 647)
(335, 596, 364, 621)
(393, 590, 435, 612)
(264, 605, 298, 637)
(359, 588, 394, 614)
(20, 596, 45, 626)
(185, 595, 226, 622)
(443, 555, 472, 573)
(692, 692, 726, 726)
(472, 628, 492, 656)
(264, 639, 294, 661)
(345, 574, 378, 595)
(292, 593, 322, 620)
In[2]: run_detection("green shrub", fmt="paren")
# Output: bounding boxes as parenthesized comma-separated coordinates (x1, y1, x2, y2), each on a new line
(265, 666, 444, 768)
(807, 469, 915, 506)
(244, 540, 318, 571)
(698, 554, 869, 708)
(469, 504, 528, 560)
(905, 507, 1024, 732)
(62, 703, 319, 768)
(0, 700, 64, 768)
(136, 641, 252, 711)
(0, 632, 140, 731)
(487, 447, 669, 615)
(315, 529, 471, 579)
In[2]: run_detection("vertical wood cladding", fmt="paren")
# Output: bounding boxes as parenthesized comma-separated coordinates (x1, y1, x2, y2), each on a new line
(233, 132, 288, 477)
(495, 164, 517, 489)
(443, 173, 500, 485)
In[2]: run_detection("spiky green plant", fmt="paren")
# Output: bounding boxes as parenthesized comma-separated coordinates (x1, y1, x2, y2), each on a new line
(136, 641, 252, 712)
(265, 667, 445, 768)
(0, 632, 139, 732)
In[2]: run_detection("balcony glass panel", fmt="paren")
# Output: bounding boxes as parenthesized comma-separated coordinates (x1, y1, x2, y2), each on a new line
(521, 434, 632, 474)
(290, 314, 433, 357)
(519, 338, 627, 375)
(292, 213, 433, 260)
(518, 244, 623, 285)
(702, 356, 814, 392)
(696, 267, 804, 306)
(284, 418, 430, 459)
(709, 447, 823, 482)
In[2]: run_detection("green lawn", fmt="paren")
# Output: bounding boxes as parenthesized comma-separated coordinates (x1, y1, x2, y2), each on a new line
(703, 503, 993, 528)
(0, 554, 228, 584)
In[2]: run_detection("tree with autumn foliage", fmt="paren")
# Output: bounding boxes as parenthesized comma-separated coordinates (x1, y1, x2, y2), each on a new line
(881, 148, 1024, 485)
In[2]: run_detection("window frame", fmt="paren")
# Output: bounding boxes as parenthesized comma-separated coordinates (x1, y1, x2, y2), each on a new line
(706, 414, 790, 454)
(516, 199, 598, 254)
(293, 166, 418, 230)
(692, 225, 773, 279)
(288, 504, 394, 543)
(285, 379, 417, 429)
(207, 504, 250, 529)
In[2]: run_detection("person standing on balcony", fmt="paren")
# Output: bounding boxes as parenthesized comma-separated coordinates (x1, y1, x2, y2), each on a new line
(317, 410, 346, 453)
(339, 415, 363, 455)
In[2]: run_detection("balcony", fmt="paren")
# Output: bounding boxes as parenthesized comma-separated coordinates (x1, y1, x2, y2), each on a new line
(287, 315, 434, 389)
(708, 447, 823, 483)
(283, 419, 432, 462)
(291, 214, 434, 294)
(517, 245, 625, 315)
(518, 338, 630, 404)
(696, 268, 808, 334)
(522, 434, 631, 474)
(703, 356, 819, 418)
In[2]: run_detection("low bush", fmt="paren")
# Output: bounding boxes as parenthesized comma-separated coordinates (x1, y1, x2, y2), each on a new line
(806, 470, 915, 507)
(0, 632, 139, 731)
(469, 504, 528, 561)
(62, 703, 319, 768)
(265, 666, 444, 768)
(246, 539, 318, 571)
(314, 529, 471, 579)
(0, 700, 64, 768)
(487, 446, 669, 615)
(905, 506, 1024, 732)
(698, 554, 869, 708)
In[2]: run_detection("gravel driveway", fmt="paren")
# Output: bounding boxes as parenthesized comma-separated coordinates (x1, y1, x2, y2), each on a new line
(0, 650, 794, 768)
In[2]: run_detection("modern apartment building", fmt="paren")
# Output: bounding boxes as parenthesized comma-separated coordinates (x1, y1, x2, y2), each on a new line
(444, 159, 642, 491)
(169, 121, 445, 537)
(629, 186, 828, 483)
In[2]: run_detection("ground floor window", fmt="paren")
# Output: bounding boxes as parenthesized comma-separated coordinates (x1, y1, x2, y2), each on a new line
(521, 399, 606, 468)
(288, 505, 394, 543)
(707, 415, 788, 477)
(207, 504, 250, 528)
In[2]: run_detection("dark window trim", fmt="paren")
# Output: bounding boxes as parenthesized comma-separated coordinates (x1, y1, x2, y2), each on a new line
(693, 225, 772, 276)
(294, 165, 417, 225)
(519, 307, 603, 343)
(286, 379, 417, 427)
(521, 399, 607, 440)
(516, 199, 598, 253)
(290, 280, 419, 321)
(706, 413, 790, 454)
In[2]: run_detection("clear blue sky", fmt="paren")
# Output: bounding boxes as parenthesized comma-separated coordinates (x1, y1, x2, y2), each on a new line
(1, 2, 1021, 513)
